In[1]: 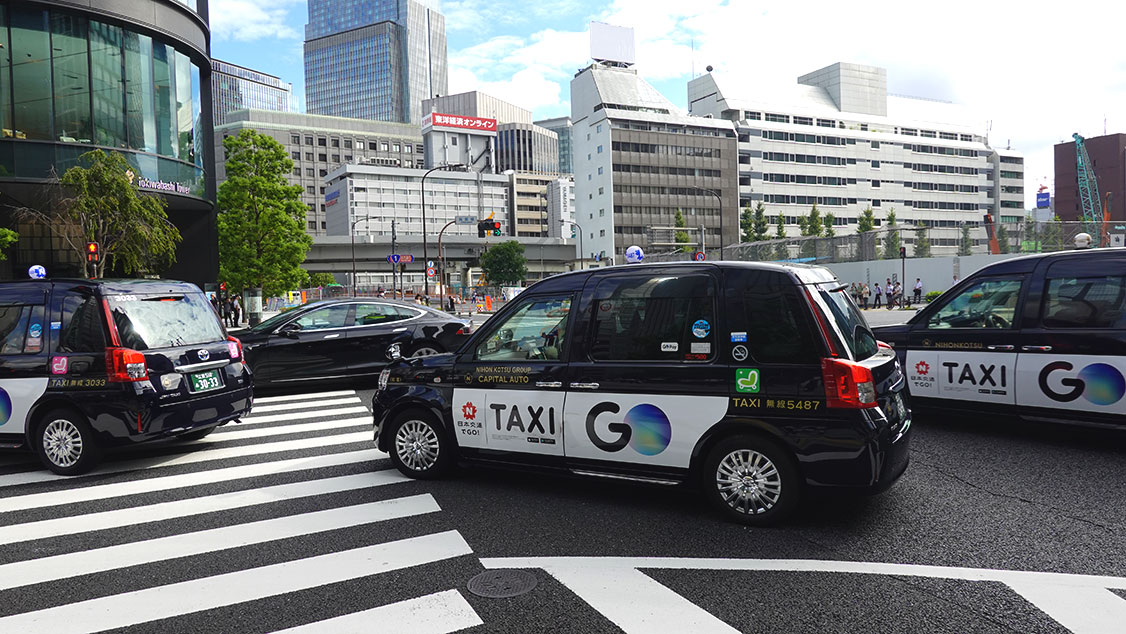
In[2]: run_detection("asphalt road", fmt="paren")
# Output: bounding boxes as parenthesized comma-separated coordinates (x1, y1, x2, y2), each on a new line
(0, 379, 1122, 633)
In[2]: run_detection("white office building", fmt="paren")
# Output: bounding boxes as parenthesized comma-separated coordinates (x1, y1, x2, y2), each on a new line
(688, 62, 1022, 237)
(546, 176, 576, 238)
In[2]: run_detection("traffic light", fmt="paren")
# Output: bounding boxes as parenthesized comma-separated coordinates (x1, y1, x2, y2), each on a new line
(477, 220, 503, 237)
(85, 241, 100, 264)
(491, 221, 502, 237)
(899, 246, 907, 259)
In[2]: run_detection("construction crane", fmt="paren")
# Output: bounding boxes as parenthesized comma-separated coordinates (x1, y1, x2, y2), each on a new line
(1073, 133, 1104, 239)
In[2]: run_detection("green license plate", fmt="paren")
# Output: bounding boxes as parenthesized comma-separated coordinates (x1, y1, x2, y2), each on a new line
(189, 369, 223, 393)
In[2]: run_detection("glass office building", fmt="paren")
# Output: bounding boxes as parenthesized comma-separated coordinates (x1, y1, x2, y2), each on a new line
(304, 0, 447, 125)
(211, 59, 291, 126)
(0, 0, 217, 284)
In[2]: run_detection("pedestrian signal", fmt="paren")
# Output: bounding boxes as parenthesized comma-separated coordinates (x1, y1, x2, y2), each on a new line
(85, 242, 100, 264)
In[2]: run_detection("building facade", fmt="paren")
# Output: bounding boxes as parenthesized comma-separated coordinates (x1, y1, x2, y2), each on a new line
(495, 123, 558, 174)
(215, 109, 422, 236)
(210, 59, 291, 126)
(571, 62, 738, 263)
(508, 172, 556, 238)
(422, 91, 532, 125)
(323, 163, 509, 287)
(0, 0, 217, 285)
(1053, 133, 1125, 224)
(546, 176, 576, 239)
(304, 0, 447, 125)
(536, 116, 573, 175)
(688, 63, 1017, 241)
(990, 147, 1025, 223)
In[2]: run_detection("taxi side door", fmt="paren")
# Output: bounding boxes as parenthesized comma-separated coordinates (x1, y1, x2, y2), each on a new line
(1015, 254, 1126, 426)
(449, 293, 575, 465)
(0, 286, 49, 443)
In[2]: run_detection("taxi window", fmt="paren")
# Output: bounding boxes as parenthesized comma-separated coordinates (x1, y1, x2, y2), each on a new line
(589, 274, 716, 362)
(353, 303, 416, 326)
(1043, 275, 1126, 329)
(0, 305, 41, 355)
(926, 277, 1023, 329)
(58, 294, 106, 353)
(107, 293, 225, 350)
(293, 304, 351, 331)
(475, 296, 570, 362)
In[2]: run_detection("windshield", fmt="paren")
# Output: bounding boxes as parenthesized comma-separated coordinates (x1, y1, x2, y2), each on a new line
(247, 309, 294, 333)
(107, 292, 225, 350)
(817, 285, 878, 360)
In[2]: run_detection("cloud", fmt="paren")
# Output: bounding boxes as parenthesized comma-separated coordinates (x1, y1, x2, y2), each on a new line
(210, 0, 304, 42)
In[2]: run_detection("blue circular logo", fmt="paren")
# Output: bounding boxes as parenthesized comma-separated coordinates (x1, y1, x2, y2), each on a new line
(1078, 363, 1126, 406)
(27, 265, 46, 279)
(0, 388, 11, 425)
(692, 319, 711, 338)
(623, 404, 672, 456)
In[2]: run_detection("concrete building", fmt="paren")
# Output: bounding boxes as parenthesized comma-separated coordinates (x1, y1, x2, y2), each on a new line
(687, 63, 1021, 243)
(0, 0, 217, 285)
(1053, 133, 1125, 224)
(508, 172, 556, 240)
(536, 116, 574, 175)
(546, 176, 576, 238)
(215, 109, 422, 236)
(323, 163, 509, 288)
(210, 59, 291, 126)
(422, 91, 532, 125)
(304, 0, 447, 125)
(571, 62, 739, 263)
(990, 147, 1025, 223)
(496, 123, 559, 174)
(421, 111, 498, 173)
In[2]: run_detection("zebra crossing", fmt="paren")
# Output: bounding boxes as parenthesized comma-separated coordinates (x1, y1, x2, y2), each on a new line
(0, 388, 486, 634)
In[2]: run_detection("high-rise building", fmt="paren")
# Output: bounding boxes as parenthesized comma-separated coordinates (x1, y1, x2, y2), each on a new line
(536, 116, 573, 174)
(0, 0, 217, 285)
(1053, 133, 1125, 224)
(688, 63, 1016, 239)
(496, 123, 559, 174)
(546, 176, 576, 238)
(215, 109, 422, 236)
(304, 0, 447, 125)
(571, 62, 739, 263)
(422, 92, 531, 125)
(210, 59, 291, 126)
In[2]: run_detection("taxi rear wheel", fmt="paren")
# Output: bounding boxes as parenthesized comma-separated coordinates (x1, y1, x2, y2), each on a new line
(33, 409, 102, 476)
(702, 434, 799, 526)
(388, 410, 452, 479)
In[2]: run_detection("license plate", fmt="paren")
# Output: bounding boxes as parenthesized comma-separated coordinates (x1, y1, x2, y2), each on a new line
(189, 369, 223, 393)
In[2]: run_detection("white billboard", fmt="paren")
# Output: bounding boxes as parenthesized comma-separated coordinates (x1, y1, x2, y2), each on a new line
(590, 22, 635, 65)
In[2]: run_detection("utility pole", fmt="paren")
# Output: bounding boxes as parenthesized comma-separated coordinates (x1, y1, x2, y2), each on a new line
(390, 219, 397, 298)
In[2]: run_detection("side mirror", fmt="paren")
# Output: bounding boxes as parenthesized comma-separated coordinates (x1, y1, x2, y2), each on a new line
(278, 323, 301, 338)
(386, 343, 402, 360)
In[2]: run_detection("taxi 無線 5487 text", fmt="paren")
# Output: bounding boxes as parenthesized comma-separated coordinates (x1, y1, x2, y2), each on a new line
(372, 262, 911, 525)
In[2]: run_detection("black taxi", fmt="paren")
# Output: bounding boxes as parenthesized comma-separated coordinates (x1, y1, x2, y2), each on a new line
(372, 262, 911, 525)
(0, 279, 253, 474)
(874, 248, 1126, 429)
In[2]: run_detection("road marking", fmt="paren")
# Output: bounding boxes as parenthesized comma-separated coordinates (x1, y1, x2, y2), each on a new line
(0, 431, 374, 489)
(0, 470, 407, 546)
(253, 390, 357, 404)
(210, 417, 369, 439)
(273, 590, 483, 634)
(242, 406, 369, 424)
(0, 448, 387, 513)
(0, 531, 474, 634)
(0, 494, 441, 591)
(481, 557, 1126, 634)
(250, 396, 362, 414)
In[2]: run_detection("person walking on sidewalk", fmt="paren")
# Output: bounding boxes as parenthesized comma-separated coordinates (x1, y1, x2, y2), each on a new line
(913, 278, 923, 305)
(873, 283, 883, 309)
(861, 283, 870, 309)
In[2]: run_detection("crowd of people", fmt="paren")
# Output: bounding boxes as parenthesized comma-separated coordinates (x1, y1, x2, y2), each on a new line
(848, 278, 924, 310)
(210, 294, 243, 328)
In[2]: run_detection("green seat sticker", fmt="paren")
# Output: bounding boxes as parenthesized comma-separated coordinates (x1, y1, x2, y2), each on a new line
(736, 368, 760, 393)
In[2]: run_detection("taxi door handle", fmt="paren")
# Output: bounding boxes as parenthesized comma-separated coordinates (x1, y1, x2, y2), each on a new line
(535, 381, 562, 388)
(322, 333, 341, 339)
(570, 382, 600, 390)
(986, 345, 1014, 351)
(1021, 345, 1053, 352)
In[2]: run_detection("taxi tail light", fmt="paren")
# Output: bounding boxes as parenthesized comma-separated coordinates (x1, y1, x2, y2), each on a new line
(877, 340, 893, 350)
(227, 336, 242, 361)
(107, 347, 148, 382)
(821, 358, 878, 409)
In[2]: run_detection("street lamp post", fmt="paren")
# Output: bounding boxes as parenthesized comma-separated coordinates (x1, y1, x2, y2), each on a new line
(421, 163, 466, 298)
(349, 215, 371, 296)
(690, 186, 724, 259)
(560, 219, 584, 270)
(437, 219, 456, 314)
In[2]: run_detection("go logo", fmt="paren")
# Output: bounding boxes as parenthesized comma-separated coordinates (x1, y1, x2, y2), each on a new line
(1038, 362, 1126, 406)
(586, 402, 672, 456)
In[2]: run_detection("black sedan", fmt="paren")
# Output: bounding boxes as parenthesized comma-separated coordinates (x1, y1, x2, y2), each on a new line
(235, 299, 471, 386)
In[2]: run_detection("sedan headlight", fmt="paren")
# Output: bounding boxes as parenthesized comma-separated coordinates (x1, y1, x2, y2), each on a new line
(378, 368, 390, 391)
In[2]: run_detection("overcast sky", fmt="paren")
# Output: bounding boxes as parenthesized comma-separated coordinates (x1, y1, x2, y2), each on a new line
(211, 0, 1126, 209)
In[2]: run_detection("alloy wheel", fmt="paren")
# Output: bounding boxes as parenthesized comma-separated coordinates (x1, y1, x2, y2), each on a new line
(395, 420, 440, 472)
(715, 448, 783, 515)
(41, 419, 84, 468)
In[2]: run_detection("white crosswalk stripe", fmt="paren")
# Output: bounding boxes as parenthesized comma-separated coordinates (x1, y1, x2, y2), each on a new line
(0, 389, 484, 634)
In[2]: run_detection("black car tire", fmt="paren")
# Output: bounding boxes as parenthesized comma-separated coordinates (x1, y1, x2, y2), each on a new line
(33, 408, 102, 476)
(405, 341, 444, 358)
(179, 426, 218, 441)
(387, 409, 453, 479)
(702, 434, 800, 526)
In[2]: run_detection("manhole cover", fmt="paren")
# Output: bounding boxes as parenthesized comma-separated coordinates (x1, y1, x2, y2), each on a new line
(467, 570, 538, 598)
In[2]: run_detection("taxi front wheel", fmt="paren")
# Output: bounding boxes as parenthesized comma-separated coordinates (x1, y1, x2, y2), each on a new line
(388, 410, 453, 479)
(33, 409, 102, 476)
(702, 434, 799, 526)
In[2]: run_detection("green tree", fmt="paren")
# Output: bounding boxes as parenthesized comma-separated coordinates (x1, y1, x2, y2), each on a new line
(304, 271, 336, 287)
(218, 129, 313, 297)
(772, 216, 789, 261)
(855, 206, 877, 262)
(996, 224, 1011, 254)
(1042, 215, 1063, 251)
(799, 203, 823, 259)
(857, 207, 876, 233)
(958, 224, 974, 256)
(750, 201, 770, 242)
(913, 225, 932, 258)
(17, 150, 181, 278)
(674, 208, 692, 253)
(0, 228, 17, 260)
(882, 208, 900, 260)
(479, 240, 528, 285)
(823, 212, 836, 239)
(739, 204, 753, 242)
(1022, 214, 1040, 253)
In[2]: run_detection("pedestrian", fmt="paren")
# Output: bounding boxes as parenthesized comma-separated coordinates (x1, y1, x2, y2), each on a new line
(861, 284, 870, 309)
(233, 295, 243, 326)
(913, 278, 923, 305)
(873, 283, 883, 308)
(446, 294, 455, 312)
